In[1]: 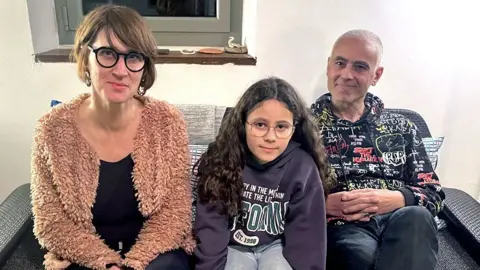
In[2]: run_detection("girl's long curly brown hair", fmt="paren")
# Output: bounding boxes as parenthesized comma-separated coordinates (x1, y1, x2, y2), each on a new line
(194, 77, 336, 218)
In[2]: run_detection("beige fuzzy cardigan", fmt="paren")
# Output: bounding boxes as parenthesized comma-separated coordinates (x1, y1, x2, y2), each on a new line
(30, 93, 195, 270)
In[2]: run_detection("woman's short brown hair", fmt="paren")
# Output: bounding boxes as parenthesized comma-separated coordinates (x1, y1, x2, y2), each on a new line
(71, 4, 157, 92)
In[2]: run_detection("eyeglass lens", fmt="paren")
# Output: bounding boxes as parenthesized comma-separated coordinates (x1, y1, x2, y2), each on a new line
(249, 121, 294, 138)
(95, 47, 146, 72)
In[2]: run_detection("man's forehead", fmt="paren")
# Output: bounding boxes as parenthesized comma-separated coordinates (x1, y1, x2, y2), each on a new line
(331, 37, 379, 65)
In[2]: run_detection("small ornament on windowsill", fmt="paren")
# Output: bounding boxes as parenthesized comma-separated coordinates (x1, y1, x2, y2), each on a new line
(224, 36, 248, 54)
(197, 48, 224, 54)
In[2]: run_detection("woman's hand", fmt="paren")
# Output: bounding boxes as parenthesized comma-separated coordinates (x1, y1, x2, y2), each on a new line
(108, 265, 122, 270)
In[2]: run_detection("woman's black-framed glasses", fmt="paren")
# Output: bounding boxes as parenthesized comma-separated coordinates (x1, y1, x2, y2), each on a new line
(246, 121, 295, 139)
(88, 46, 147, 72)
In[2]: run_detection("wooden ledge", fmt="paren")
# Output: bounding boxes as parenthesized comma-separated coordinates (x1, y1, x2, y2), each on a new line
(34, 48, 257, 66)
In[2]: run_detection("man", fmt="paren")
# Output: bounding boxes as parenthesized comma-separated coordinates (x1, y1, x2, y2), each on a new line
(311, 29, 445, 270)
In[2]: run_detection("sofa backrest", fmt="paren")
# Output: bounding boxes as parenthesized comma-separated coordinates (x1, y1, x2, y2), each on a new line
(175, 104, 227, 145)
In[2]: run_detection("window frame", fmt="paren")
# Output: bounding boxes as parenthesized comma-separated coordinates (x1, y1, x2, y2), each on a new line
(54, 0, 242, 47)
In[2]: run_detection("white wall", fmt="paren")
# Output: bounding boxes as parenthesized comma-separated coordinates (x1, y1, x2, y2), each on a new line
(1, 0, 479, 201)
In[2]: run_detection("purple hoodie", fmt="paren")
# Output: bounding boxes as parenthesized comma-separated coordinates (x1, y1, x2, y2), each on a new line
(194, 142, 327, 270)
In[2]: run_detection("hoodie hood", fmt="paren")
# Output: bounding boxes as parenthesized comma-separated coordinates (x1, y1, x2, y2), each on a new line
(311, 92, 384, 127)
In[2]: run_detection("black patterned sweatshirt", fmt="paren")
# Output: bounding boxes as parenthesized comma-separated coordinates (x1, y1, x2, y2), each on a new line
(311, 93, 445, 224)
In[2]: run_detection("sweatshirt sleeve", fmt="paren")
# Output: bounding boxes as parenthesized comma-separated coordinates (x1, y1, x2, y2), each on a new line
(283, 165, 327, 270)
(30, 123, 122, 270)
(124, 107, 193, 270)
(398, 119, 445, 217)
(194, 201, 231, 270)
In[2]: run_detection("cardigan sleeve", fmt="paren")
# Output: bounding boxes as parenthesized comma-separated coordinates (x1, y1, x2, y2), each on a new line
(123, 106, 193, 270)
(30, 121, 122, 270)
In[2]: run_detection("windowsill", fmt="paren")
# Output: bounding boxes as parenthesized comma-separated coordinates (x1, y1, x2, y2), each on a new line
(34, 48, 257, 66)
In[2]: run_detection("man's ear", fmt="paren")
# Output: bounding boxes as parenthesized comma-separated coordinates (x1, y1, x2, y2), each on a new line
(372, 66, 384, 86)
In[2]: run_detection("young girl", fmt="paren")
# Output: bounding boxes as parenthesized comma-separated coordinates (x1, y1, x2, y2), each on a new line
(194, 77, 335, 270)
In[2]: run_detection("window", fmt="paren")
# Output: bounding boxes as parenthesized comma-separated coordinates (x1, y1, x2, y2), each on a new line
(54, 0, 243, 47)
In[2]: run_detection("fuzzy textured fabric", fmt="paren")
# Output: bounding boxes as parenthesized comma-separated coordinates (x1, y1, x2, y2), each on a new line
(30, 93, 194, 270)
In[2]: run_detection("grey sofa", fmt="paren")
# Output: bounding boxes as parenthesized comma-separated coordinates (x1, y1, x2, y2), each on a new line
(0, 104, 479, 269)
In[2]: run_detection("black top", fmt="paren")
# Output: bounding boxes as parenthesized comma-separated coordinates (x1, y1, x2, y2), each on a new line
(92, 155, 145, 255)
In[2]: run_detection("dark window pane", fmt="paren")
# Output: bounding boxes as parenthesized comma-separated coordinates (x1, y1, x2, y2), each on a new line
(82, 0, 217, 17)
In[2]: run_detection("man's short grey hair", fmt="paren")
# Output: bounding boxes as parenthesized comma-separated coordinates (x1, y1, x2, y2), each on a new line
(334, 29, 384, 65)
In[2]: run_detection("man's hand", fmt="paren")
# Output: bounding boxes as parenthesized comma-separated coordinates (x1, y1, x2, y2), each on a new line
(342, 189, 405, 217)
(326, 191, 379, 222)
(326, 189, 406, 222)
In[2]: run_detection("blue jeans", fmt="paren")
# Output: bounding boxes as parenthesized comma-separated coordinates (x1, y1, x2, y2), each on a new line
(327, 206, 439, 270)
(225, 239, 293, 270)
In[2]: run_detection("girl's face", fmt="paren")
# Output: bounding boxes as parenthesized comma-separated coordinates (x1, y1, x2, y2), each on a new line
(245, 99, 295, 164)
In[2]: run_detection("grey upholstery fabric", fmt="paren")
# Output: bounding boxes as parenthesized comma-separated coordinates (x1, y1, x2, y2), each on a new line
(0, 184, 32, 263)
(176, 104, 215, 145)
(441, 188, 480, 252)
(2, 228, 44, 270)
(176, 104, 225, 145)
(435, 228, 480, 270)
(0, 184, 44, 269)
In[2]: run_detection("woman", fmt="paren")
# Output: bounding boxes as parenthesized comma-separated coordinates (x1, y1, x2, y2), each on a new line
(30, 4, 194, 270)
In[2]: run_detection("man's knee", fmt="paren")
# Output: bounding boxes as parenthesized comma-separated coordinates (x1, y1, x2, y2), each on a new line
(327, 228, 378, 270)
(386, 206, 438, 247)
(390, 206, 436, 227)
(377, 206, 439, 268)
(334, 239, 377, 262)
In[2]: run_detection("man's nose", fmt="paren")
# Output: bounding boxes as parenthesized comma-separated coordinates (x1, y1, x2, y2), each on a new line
(340, 65, 354, 79)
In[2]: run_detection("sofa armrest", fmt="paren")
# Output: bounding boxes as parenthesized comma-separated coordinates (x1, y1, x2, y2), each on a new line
(0, 184, 33, 265)
(440, 187, 480, 255)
